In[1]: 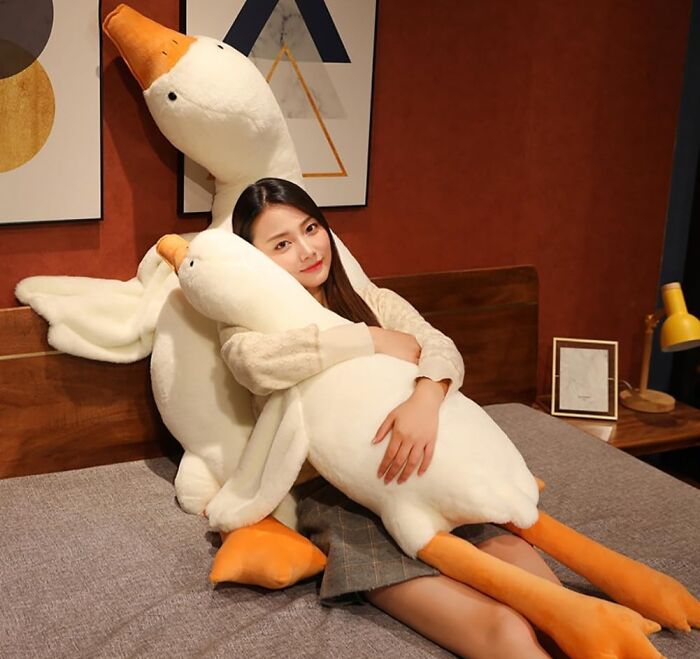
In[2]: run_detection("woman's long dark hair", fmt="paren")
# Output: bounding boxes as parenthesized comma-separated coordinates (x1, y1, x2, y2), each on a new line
(232, 178, 380, 327)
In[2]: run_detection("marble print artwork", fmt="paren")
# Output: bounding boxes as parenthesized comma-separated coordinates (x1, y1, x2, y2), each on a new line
(251, 0, 346, 121)
(559, 347, 610, 412)
(184, 0, 377, 209)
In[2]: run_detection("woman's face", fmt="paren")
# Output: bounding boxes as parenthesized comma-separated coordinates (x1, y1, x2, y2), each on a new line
(250, 203, 332, 294)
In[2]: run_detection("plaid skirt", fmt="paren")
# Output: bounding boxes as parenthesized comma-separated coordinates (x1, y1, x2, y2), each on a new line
(293, 477, 511, 606)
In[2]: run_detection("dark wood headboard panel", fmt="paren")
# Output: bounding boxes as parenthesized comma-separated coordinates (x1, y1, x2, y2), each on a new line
(0, 307, 177, 479)
(374, 266, 538, 406)
(0, 265, 537, 479)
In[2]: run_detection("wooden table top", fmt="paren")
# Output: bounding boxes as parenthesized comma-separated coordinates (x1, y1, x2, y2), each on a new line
(535, 395, 700, 456)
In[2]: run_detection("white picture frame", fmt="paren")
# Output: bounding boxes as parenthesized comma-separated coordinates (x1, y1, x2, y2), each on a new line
(551, 337, 619, 421)
(182, 0, 377, 211)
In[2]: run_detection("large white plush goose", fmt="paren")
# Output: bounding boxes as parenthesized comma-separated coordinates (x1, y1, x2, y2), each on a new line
(16, 4, 369, 522)
(157, 229, 700, 659)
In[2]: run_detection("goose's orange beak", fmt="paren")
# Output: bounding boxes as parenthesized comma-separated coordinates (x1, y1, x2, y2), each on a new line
(103, 4, 195, 90)
(157, 235, 189, 273)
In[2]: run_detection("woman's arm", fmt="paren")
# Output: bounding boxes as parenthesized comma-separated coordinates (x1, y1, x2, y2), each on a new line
(363, 285, 465, 395)
(219, 322, 374, 396)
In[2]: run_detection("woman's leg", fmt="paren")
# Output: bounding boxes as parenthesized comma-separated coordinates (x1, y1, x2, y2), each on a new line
(475, 534, 561, 585)
(365, 535, 564, 659)
(366, 573, 551, 659)
(475, 534, 566, 658)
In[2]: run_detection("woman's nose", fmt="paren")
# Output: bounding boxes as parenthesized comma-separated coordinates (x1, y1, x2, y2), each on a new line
(298, 238, 315, 259)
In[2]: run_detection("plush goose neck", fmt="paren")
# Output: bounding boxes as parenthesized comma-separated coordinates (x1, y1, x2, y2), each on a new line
(209, 126, 303, 232)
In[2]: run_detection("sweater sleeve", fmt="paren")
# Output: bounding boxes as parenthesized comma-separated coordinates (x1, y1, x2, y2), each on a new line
(362, 284, 465, 396)
(218, 322, 374, 397)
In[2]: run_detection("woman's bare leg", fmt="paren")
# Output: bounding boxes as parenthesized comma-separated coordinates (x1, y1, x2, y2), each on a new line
(476, 534, 561, 585)
(476, 535, 567, 659)
(365, 534, 563, 659)
(366, 573, 550, 659)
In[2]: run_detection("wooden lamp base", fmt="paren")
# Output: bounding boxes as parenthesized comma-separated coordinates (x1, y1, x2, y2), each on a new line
(620, 388, 676, 413)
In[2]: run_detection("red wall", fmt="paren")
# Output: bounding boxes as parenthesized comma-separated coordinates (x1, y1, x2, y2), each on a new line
(2, 0, 691, 395)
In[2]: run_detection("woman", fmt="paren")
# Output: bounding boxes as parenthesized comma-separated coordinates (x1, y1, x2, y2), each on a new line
(221, 177, 563, 659)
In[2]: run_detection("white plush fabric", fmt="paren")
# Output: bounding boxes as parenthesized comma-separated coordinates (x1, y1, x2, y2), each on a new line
(15, 242, 178, 363)
(15, 14, 369, 525)
(180, 231, 541, 558)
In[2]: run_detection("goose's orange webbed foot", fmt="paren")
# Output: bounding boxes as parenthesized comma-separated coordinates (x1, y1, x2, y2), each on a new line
(504, 511, 700, 631)
(418, 532, 663, 659)
(209, 515, 327, 588)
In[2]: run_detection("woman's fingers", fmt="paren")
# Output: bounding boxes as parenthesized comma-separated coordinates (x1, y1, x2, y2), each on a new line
(417, 441, 435, 476)
(372, 413, 394, 444)
(396, 445, 423, 484)
(382, 442, 412, 484)
(377, 434, 401, 477)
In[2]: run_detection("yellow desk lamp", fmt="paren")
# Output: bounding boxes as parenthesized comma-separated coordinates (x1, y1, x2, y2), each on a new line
(620, 282, 700, 413)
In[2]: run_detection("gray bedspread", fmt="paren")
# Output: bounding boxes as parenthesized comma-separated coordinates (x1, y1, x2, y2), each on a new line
(1, 403, 698, 658)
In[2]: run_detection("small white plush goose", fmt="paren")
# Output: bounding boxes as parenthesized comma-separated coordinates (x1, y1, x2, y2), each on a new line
(157, 229, 700, 659)
(164, 230, 540, 554)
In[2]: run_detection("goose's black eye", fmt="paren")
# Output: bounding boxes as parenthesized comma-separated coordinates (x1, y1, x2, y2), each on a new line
(189, 260, 194, 267)
(217, 44, 224, 49)
(168, 92, 177, 101)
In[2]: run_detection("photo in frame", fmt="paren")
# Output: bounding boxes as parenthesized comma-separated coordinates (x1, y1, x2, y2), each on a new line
(182, 0, 377, 211)
(0, 0, 102, 224)
(551, 337, 619, 421)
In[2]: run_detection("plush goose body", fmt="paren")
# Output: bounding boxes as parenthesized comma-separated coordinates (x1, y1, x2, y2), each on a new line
(99, 5, 369, 517)
(175, 229, 539, 556)
(305, 371, 539, 555)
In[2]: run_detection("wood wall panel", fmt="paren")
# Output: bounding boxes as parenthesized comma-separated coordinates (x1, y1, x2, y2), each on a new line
(0, 308, 177, 478)
(0, 307, 53, 356)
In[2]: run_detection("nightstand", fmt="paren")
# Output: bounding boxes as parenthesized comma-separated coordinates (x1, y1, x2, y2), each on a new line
(535, 395, 700, 456)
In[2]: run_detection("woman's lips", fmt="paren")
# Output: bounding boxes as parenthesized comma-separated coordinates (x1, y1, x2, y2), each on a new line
(301, 259, 323, 273)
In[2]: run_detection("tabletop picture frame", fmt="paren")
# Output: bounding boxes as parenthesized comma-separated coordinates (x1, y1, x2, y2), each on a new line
(551, 337, 618, 421)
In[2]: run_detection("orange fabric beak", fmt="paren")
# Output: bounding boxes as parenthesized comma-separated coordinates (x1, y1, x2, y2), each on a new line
(156, 235, 189, 273)
(103, 4, 195, 90)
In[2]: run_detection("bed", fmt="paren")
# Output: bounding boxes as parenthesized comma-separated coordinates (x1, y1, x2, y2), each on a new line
(1, 265, 698, 658)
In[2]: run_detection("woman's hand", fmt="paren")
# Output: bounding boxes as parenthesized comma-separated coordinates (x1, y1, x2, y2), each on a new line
(372, 378, 450, 484)
(368, 326, 421, 364)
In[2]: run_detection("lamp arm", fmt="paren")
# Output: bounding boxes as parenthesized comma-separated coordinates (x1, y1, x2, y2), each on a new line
(639, 308, 665, 393)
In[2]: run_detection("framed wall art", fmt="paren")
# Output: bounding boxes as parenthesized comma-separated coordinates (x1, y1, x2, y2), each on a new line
(0, 0, 102, 224)
(551, 337, 619, 421)
(182, 0, 377, 211)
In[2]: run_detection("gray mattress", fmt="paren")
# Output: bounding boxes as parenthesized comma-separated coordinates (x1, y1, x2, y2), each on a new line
(1, 403, 699, 658)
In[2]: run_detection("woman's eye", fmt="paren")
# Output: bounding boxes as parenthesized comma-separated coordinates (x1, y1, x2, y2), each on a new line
(274, 241, 290, 250)
(306, 222, 318, 233)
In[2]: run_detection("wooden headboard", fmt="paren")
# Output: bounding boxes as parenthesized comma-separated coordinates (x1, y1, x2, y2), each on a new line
(0, 265, 538, 479)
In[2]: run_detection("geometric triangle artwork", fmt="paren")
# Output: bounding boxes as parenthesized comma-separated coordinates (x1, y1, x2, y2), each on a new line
(266, 44, 347, 178)
(186, 0, 376, 209)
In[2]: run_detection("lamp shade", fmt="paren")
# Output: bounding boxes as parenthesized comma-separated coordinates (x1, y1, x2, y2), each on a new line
(660, 282, 700, 352)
